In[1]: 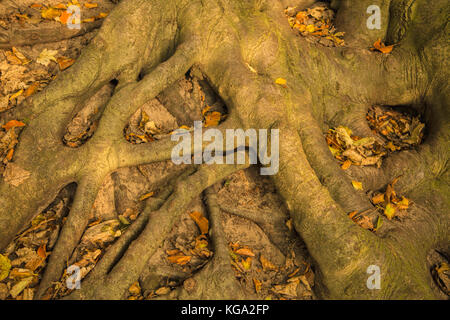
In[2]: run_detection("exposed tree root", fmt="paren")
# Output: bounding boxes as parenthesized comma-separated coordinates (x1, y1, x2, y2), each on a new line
(0, 0, 448, 300)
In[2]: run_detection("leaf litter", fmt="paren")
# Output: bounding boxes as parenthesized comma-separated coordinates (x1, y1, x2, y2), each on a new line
(285, 3, 345, 47)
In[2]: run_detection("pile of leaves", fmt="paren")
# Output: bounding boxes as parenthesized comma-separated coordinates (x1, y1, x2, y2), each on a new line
(0, 47, 53, 112)
(1, 1, 108, 29)
(124, 110, 161, 144)
(229, 243, 313, 300)
(0, 120, 26, 175)
(326, 126, 386, 170)
(370, 176, 410, 221)
(0, 195, 72, 300)
(285, 3, 345, 47)
(367, 105, 425, 150)
(46, 206, 141, 299)
(432, 262, 450, 296)
(327, 106, 426, 170)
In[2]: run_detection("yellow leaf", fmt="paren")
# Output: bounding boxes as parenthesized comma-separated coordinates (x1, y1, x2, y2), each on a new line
(352, 180, 363, 190)
(41, 7, 61, 20)
(275, 78, 287, 86)
(242, 257, 252, 270)
(0, 254, 11, 281)
(128, 281, 141, 295)
(96, 12, 108, 19)
(306, 24, 315, 33)
(384, 203, 396, 220)
(9, 89, 23, 101)
(82, 18, 96, 23)
(397, 196, 409, 210)
(139, 191, 154, 201)
(84, 2, 98, 8)
(204, 111, 221, 127)
(189, 211, 209, 234)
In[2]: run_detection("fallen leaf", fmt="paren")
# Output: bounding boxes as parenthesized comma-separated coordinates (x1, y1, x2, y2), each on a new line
(24, 82, 39, 97)
(371, 193, 385, 205)
(9, 89, 23, 101)
(371, 39, 394, 54)
(167, 255, 191, 265)
(139, 191, 154, 201)
(253, 278, 262, 293)
(2, 120, 26, 130)
(384, 203, 396, 220)
(57, 56, 75, 70)
(341, 159, 352, 170)
(37, 245, 47, 259)
(352, 180, 363, 191)
(41, 7, 61, 20)
(204, 111, 221, 127)
(260, 255, 277, 271)
(236, 248, 255, 257)
(0, 254, 11, 281)
(36, 49, 58, 66)
(189, 211, 209, 234)
(9, 277, 34, 298)
(155, 287, 171, 295)
(128, 281, 141, 295)
(275, 78, 287, 86)
(241, 257, 252, 270)
(84, 2, 98, 8)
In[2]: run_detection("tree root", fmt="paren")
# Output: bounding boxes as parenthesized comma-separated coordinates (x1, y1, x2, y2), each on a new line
(65, 161, 249, 299)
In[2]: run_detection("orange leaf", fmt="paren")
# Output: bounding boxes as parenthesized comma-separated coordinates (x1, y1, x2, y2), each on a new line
(167, 255, 191, 265)
(2, 120, 26, 130)
(253, 278, 262, 293)
(371, 193, 385, 205)
(59, 11, 71, 24)
(24, 82, 39, 97)
(37, 245, 47, 258)
(236, 248, 255, 257)
(189, 211, 209, 234)
(57, 56, 75, 70)
(6, 149, 14, 161)
(341, 160, 352, 170)
(84, 2, 98, 8)
(260, 255, 277, 271)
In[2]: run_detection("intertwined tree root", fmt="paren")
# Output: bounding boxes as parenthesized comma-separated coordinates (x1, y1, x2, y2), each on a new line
(0, 0, 448, 299)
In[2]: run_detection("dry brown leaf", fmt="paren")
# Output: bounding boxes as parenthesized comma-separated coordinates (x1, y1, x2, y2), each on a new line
(260, 255, 277, 271)
(3, 163, 31, 187)
(189, 211, 209, 234)
(253, 278, 262, 293)
(57, 57, 76, 71)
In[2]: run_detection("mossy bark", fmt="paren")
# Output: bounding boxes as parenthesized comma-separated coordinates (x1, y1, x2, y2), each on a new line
(0, 0, 448, 299)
